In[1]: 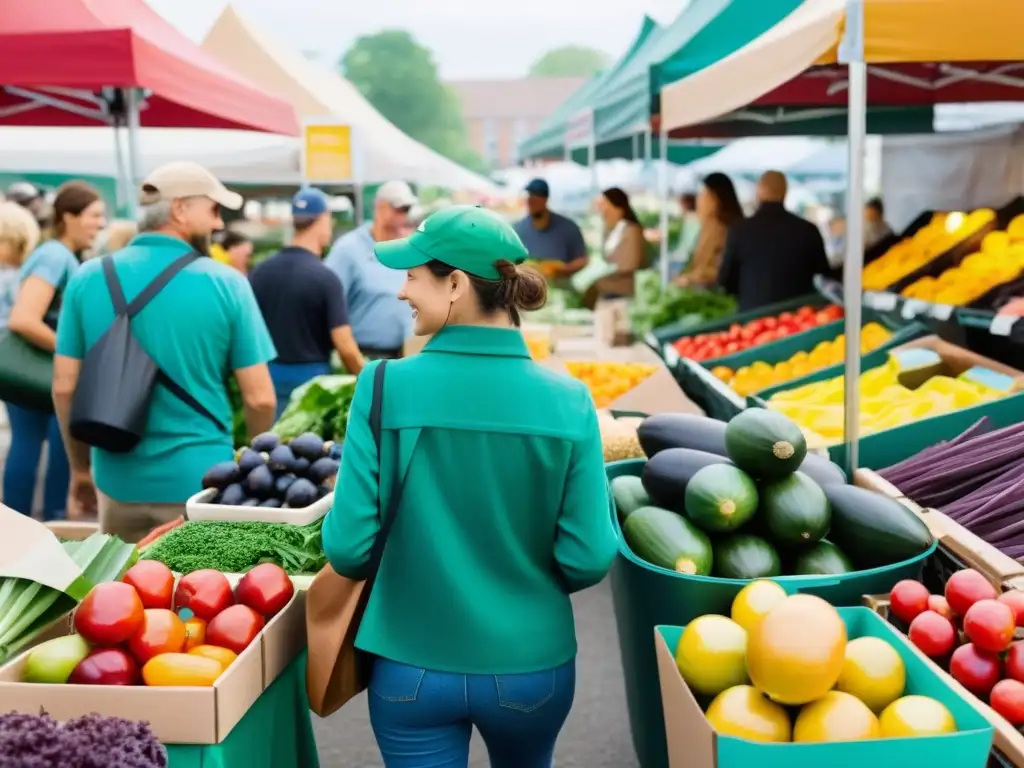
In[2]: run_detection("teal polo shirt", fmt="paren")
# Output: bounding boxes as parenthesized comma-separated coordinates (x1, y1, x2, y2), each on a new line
(321, 325, 617, 675)
(55, 234, 276, 504)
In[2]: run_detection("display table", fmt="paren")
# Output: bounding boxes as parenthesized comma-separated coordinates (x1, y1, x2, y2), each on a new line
(166, 651, 320, 768)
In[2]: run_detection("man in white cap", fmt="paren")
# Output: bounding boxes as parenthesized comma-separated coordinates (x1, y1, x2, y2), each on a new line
(324, 180, 418, 359)
(51, 161, 278, 542)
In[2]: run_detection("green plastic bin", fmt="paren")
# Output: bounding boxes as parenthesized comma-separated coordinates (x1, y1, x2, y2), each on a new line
(607, 459, 938, 768)
(657, 608, 992, 768)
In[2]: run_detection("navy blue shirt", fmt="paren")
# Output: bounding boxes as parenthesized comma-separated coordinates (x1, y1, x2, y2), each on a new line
(249, 247, 349, 363)
(513, 212, 587, 264)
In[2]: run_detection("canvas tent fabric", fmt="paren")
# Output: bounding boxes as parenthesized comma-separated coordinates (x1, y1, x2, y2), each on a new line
(0, 0, 298, 135)
(683, 137, 833, 179)
(200, 5, 496, 193)
(660, 0, 1024, 133)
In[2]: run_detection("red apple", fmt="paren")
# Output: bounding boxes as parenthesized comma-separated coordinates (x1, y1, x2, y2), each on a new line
(991, 679, 1024, 726)
(950, 643, 1002, 698)
(945, 569, 997, 617)
(928, 594, 954, 621)
(908, 610, 957, 658)
(889, 580, 931, 624)
(1006, 642, 1024, 683)
(173, 570, 233, 622)
(964, 599, 1016, 653)
(998, 590, 1024, 627)
(68, 648, 140, 686)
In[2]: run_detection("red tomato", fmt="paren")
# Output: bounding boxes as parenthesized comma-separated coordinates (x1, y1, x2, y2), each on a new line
(739, 327, 757, 342)
(122, 561, 175, 610)
(964, 599, 1017, 653)
(998, 591, 1024, 627)
(796, 305, 815, 318)
(908, 610, 956, 658)
(928, 594, 954, 621)
(724, 342, 741, 354)
(949, 643, 1002, 698)
(128, 609, 187, 664)
(183, 617, 207, 651)
(206, 605, 266, 654)
(74, 582, 145, 645)
(1005, 642, 1024, 683)
(234, 563, 295, 619)
(69, 648, 140, 686)
(745, 319, 764, 334)
(778, 312, 794, 323)
(889, 580, 931, 624)
(761, 316, 778, 331)
(946, 569, 998, 617)
(991, 680, 1024, 726)
(174, 570, 234, 622)
(752, 332, 775, 346)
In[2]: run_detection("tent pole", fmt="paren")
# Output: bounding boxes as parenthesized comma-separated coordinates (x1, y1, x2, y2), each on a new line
(631, 132, 639, 162)
(124, 88, 142, 219)
(840, 0, 867, 476)
(658, 118, 670, 286)
(111, 122, 128, 213)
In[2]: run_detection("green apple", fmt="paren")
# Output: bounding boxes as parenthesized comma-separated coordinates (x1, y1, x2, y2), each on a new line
(24, 634, 91, 684)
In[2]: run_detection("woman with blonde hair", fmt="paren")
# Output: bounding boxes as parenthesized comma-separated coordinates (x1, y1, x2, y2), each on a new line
(0, 202, 41, 328)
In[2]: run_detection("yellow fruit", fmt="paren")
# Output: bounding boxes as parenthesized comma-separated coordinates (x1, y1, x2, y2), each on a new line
(879, 695, 956, 737)
(794, 691, 881, 742)
(746, 594, 847, 705)
(706, 685, 792, 743)
(835, 637, 905, 713)
(730, 580, 787, 634)
(675, 615, 749, 697)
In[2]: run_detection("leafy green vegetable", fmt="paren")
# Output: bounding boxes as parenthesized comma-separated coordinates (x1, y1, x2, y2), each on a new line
(141, 519, 327, 575)
(272, 374, 357, 442)
(630, 271, 737, 335)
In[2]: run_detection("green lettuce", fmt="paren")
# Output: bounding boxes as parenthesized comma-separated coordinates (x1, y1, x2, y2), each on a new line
(272, 374, 357, 441)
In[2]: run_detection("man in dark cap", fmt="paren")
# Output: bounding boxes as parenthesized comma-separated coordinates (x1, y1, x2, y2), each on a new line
(513, 178, 588, 277)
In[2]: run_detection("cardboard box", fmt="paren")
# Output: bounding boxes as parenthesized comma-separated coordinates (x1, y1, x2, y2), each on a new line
(0, 591, 306, 744)
(852, 468, 905, 500)
(892, 334, 1024, 385)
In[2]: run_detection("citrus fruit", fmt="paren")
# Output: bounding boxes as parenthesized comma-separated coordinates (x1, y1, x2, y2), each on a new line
(675, 615, 748, 697)
(879, 695, 956, 737)
(794, 691, 881, 742)
(731, 580, 787, 633)
(746, 594, 847, 705)
(835, 637, 906, 713)
(706, 685, 792, 743)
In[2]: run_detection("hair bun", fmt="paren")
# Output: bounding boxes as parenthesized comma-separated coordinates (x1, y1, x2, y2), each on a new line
(496, 259, 519, 280)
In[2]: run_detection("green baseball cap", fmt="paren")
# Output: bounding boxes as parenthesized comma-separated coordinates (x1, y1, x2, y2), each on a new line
(374, 205, 528, 280)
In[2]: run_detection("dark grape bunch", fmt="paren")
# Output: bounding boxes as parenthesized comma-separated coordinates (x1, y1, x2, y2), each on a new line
(0, 711, 166, 767)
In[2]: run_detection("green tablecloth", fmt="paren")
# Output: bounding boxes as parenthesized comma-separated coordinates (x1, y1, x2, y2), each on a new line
(166, 650, 320, 768)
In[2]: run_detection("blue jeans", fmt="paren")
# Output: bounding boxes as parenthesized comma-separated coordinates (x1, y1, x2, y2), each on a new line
(268, 361, 332, 420)
(368, 657, 576, 768)
(3, 402, 69, 521)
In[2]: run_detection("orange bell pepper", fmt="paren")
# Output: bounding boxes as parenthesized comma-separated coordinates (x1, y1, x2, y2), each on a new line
(142, 653, 223, 687)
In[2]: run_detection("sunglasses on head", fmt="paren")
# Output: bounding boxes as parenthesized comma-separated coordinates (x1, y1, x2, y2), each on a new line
(393, 205, 412, 215)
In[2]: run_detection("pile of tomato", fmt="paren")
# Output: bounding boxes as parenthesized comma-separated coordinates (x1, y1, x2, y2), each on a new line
(672, 304, 844, 362)
(68, 562, 293, 687)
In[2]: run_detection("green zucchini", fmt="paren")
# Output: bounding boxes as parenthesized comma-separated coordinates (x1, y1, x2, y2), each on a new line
(712, 534, 782, 580)
(623, 506, 713, 576)
(637, 414, 728, 458)
(641, 448, 733, 513)
(761, 471, 831, 547)
(611, 475, 650, 522)
(724, 408, 807, 479)
(683, 464, 758, 533)
(792, 540, 854, 576)
(823, 484, 934, 569)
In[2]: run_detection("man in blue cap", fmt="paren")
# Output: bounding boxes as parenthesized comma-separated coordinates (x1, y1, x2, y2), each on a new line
(513, 178, 588, 277)
(249, 187, 364, 417)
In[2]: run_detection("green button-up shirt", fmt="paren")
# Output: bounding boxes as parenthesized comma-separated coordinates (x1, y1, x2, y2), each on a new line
(321, 325, 616, 675)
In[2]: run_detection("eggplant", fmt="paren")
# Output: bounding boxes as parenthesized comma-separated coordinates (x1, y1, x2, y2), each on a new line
(308, 457, 340, 485)
(640, 448, 733, 513)
(285, 478, 318, 508)
(268, 445, 297, 474)
(244, 464, 274, 499)
(251, 432, 280, 453)
(259, 498, 283, 508)
(292, 457, 311, 477)
(201, 461, 241, 490)
(637, 414, 727, 459)
(290, 432, 326, 461)
(241, 498, 261, 507)
(798, 453, 847, 487)
(236, 448, 266, 474)
(219, 483, 246, 506)
(274, 474, 297, 497)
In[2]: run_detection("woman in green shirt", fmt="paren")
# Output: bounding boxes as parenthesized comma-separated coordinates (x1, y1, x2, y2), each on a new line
(321, 205, 617, 767)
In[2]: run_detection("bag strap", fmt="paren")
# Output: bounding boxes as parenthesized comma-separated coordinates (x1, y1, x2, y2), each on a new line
(364, 361, 405, 581)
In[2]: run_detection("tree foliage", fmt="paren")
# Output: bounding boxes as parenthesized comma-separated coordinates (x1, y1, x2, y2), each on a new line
(528, 45, 610, 78)
(340, 30, 484, 172)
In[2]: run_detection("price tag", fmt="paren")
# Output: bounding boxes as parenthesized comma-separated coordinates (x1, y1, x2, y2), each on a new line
(865, 291, 898, 311)
(901, 299, 928, 320)
(930, 303, 955, 321)
(990, 314, 1018, 337)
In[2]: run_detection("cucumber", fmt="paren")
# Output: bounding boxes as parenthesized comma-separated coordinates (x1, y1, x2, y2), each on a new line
(684, 464, 758, 533)
(712, 534, 782, 580)
(823, 484, 934, 569)
(641, 448, 733, 513)
(623, 506, 713, 576)
(637, 414, 728, 458)
(611, 475, 650, 522)
(724, 408, 807, 479)
(761, 471, 831, 547)
(792, 540, 854, 576)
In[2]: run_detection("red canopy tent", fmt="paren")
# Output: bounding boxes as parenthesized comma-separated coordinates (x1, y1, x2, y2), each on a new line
(0, 0, 299, 136)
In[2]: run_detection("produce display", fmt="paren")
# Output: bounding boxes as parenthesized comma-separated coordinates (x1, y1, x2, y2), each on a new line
(564, 362, 657, 408)
(901, 217, 1024, 305)
(0, 711, 166, 767)
(0, 533, 136, 662)
(863, 209, 996, 291)
(874, 418, 1024, 561)
(886, 569, 1024, 727)
(201, 431, 340, 508)
(522, 331, 551, 360)
(630, 271, 737, 336)
(271, 375, 356, 443)
(711, 322, 893, 397)
(598, 411, 645, 462)
(615, 410, 933, 578)
(671, 304, 844, 363)
(766, 352, 1007, 449)
(675, 589, 959, 742)
(22, 562, 293, 688)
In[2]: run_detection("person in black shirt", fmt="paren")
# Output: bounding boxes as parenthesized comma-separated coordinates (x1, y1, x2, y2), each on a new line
(249, 188, 364, 418)
(718, 170, 830, 312)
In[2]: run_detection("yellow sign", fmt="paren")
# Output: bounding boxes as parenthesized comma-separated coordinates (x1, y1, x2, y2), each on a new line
(302, 123, 353, 183)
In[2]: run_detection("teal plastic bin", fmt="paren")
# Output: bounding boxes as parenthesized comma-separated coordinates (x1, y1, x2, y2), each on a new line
(656, 608, 992, 768)
(607, 459, 938, 768)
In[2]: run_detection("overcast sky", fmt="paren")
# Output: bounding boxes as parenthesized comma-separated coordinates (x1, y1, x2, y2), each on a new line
(148, 0, 688, 79)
